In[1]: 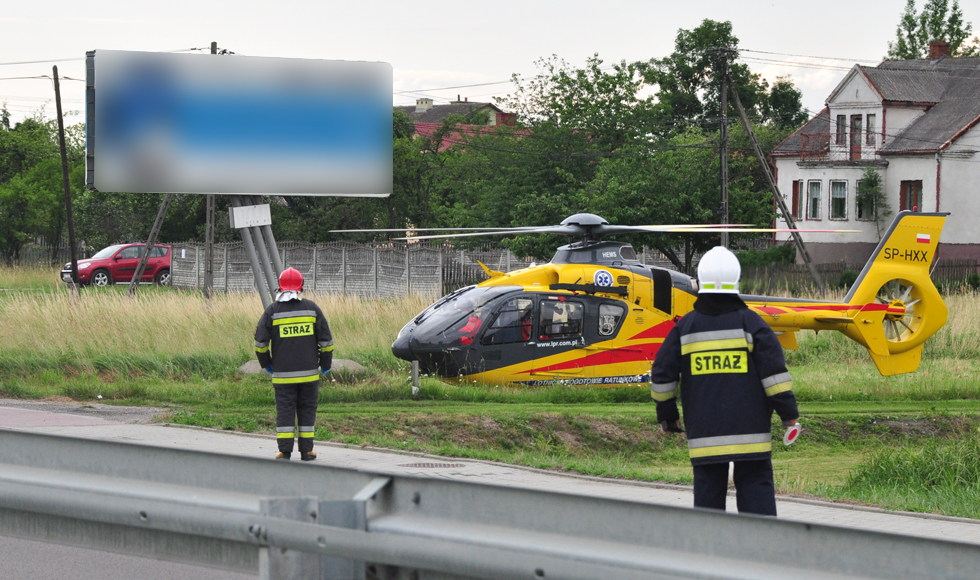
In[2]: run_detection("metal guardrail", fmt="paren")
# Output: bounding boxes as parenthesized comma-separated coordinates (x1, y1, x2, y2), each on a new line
(0, 430, 978, 580)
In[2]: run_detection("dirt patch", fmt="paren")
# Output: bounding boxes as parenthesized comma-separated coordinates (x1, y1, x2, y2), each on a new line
(554, 430, 581, 447)
(41, 395, 78, 404)
(877, 419, 939, 437)
(591, 420, 628, 441)
(479, 416, 501, 431)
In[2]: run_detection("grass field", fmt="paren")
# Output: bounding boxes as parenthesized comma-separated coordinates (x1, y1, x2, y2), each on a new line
(2, 280, 980, 517)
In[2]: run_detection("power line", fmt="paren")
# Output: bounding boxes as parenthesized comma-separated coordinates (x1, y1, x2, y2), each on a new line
(394, 80, 511, 94)
(741, 48, 880, 64)
(739, 57, 854, 72)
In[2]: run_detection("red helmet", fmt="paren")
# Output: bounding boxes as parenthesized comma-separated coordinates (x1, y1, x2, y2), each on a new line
(278, 267, 304, 292)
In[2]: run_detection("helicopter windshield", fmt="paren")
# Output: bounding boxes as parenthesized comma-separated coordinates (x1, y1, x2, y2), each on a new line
(413, 285, 520, 347)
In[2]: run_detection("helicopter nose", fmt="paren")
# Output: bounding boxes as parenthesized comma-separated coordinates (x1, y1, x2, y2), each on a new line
(391, 333, 413, 361)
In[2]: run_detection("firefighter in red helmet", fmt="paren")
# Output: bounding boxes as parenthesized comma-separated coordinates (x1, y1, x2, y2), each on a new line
(254, 267, 334, 460)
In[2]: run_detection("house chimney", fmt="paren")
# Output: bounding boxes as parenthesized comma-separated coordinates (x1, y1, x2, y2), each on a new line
(415, 98, 433, 112)
(930, 41, 951, 60)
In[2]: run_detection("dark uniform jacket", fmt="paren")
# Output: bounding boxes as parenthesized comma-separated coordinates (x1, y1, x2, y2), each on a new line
(651, 294, 798, 466)
(254, 297, 334, 386)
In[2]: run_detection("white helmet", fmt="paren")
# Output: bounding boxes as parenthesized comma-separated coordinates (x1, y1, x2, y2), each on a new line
(697, 246, 741, 294)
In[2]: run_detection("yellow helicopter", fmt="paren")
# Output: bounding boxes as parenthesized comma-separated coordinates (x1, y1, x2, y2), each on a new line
(340, 210, 948, 386)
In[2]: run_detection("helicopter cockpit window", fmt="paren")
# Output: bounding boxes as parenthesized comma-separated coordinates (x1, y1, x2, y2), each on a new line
(619, 246, 637, 260)
(598, 304, 625, 336)
(482, 297, 534, 345)
(539, 299, 583, 340)
(567, 250, 594, 264)
(413, 286, 520, 346)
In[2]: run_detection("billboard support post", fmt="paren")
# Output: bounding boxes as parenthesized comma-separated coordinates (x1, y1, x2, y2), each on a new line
(53, 65, 80, 296)
(262, 224, 284, 275)
(204, 193, 215, 299)
(231, 196, 274, 308)
(128, 192, 175, 296)
(203, 41, 219, 300)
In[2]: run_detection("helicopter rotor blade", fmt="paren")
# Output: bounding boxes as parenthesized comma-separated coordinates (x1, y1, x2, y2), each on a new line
(330, 227, 530, 234)
(394, 225, 582, 241)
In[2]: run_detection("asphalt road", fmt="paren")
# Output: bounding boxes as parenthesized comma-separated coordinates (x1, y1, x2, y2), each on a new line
(0, 400, 257, 579)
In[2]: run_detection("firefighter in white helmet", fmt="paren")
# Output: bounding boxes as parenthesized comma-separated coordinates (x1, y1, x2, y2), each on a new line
(651, 246, 800, 515)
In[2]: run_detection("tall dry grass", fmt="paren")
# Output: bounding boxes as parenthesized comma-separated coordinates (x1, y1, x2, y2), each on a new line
(787, 292, 980, 365)
(0, 265, 61, 291)
(0, 289, 431, 372)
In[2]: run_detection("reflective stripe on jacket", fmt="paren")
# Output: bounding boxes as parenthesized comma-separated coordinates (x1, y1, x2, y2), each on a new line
(651, 305, 798, 465)
(254, 298, 333, 386)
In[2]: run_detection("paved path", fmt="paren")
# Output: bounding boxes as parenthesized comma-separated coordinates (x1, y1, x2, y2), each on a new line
(3, 403, 979, 547)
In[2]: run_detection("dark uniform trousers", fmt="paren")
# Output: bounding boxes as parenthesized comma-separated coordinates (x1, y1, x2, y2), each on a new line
(693, 460, 777, 516)
(275, 381, 319, 454)
(255, 297, 334, 456)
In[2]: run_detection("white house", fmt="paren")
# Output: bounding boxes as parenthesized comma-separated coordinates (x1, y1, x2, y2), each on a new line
(771, 43, 980, 264)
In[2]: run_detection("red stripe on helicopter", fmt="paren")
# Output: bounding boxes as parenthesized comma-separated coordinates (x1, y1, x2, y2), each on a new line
(628, 320, 675, 341)
(518, 342, 663, 374)
(757, 303, 893, 313)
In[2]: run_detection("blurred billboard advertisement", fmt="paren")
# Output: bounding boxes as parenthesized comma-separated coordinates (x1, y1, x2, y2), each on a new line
(86, 50, 392, 196)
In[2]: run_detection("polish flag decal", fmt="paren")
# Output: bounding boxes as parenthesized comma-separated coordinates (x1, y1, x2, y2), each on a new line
(917, 233, 931, 244)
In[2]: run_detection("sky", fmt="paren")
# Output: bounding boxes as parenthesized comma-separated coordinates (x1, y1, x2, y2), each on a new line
(1, 0, 976, 126)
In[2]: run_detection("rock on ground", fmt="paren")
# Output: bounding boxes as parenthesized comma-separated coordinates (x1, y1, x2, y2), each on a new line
(238, 359, 368, 375)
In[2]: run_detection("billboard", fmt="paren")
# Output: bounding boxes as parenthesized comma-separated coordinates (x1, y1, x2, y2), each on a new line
(86, 50, 392, 196)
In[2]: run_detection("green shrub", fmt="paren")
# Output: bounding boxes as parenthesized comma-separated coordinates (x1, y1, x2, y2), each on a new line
(968, 273, 980, 291)
(735, 244, 795, 268)
(837, 269, 858, 290)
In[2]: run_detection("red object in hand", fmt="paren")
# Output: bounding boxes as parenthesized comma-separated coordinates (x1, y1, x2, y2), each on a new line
(783, 423, 801, 446)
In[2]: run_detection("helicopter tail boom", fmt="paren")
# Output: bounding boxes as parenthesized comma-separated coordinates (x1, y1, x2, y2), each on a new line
(748, 211, 948, 376)
(839, 211, 948, 375)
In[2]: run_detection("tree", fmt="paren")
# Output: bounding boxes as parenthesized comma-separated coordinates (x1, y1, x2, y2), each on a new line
(761, 77, 809, 129)
(887, 0, 977, 59)
(855, 167, 891, 241)
(638, 20, 807, 131)
(498, 54, 668, 150)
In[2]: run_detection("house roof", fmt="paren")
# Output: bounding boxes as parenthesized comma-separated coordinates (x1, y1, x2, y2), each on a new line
(881, 71, 980, 154)
(771, 108, 830, 156)
(413, 121, 528, 151)
(859, 67, 949, 103)
(397, 102, 502, 124)
(774, 56, 980, 156)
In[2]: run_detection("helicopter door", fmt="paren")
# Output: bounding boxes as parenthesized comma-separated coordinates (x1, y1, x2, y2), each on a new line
(530, 298, 590, 383)
(479, 296, 536, 373)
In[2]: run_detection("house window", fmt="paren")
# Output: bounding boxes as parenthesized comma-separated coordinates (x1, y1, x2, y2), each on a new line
(856, 180, 875, 221)
(836, 115, 846, 145)
(866, 114, 877, 146)
(791, 180, 804, 220)
(807, 181, 822, 220)
(900, 180, 923, 212)
(830, 181, 848, 220)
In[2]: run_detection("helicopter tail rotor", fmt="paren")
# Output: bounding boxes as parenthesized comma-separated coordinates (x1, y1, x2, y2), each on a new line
(842, 211, 948, 376)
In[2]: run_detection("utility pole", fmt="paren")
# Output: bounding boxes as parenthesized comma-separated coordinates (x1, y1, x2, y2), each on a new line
(719, 52, 729, 249)
(128, 193, 176, 296)
(53, 65, 80, 296)
(203, 41, 218, 299)
(727, 78, 826, 292)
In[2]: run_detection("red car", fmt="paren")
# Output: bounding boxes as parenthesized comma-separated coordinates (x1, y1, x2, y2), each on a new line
(61, 243, 172, 287)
